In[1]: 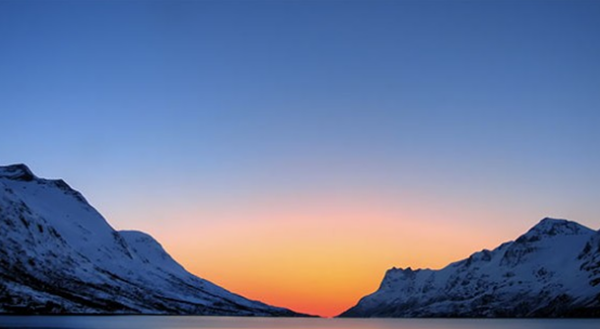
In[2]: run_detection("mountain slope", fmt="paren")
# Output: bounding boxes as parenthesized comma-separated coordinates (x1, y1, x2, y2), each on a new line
(0, 164, 302, 316)
(340, 218, 600, 317)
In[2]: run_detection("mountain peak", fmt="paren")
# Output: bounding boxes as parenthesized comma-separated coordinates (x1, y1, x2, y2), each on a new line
(341, 218, 600, 318)
(0, 164, 36, 181)
(0, 165, 303, 316)
(523, 217, 592, 239)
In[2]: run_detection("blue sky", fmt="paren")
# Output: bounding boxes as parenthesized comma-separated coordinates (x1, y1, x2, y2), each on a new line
(1, 0, 600, 231)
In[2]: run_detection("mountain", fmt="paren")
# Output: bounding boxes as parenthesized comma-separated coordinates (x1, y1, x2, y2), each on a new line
(0, 164, 302, 316)
(340, 218, 600, 317)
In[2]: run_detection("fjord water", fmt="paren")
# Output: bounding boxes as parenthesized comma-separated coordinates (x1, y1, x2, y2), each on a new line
(0, 317, 598, 329)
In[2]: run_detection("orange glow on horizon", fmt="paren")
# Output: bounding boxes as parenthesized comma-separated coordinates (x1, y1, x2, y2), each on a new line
(132, 190, 526, 318)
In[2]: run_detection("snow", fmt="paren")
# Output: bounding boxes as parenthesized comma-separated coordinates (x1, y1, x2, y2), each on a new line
(0, 164, 299, 316)
(340, 218, 600, 317)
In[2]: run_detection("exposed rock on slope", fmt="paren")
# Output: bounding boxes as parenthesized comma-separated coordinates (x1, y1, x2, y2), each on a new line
(340, 218, 600, 317)
(0, 164, 301, 316)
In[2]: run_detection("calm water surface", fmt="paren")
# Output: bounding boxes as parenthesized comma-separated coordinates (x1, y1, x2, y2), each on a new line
(0, 316, 598, 329)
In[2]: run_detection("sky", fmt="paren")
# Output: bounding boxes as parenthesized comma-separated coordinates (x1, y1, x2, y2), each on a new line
(1, 0, 600, 317)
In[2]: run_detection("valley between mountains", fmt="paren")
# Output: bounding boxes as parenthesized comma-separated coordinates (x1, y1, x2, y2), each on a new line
(1, 164, 599, 317)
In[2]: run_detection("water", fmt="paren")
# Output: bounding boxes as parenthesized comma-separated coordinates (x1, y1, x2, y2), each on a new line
(0, 317, 598, 329)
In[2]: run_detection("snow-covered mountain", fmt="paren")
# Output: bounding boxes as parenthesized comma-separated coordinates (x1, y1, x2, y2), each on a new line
(340, 218, 600, 317)
(0, 164, 302, 316)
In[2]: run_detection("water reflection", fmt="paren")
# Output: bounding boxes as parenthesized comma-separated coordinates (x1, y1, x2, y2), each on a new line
(0, 316, 598, 329)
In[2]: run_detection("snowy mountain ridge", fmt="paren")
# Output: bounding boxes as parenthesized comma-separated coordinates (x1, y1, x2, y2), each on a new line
(0, 164, 302, 316)
(340, 218, 600, 317)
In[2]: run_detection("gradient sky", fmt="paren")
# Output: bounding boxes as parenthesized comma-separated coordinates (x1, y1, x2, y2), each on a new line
(1, 0, 600, 317)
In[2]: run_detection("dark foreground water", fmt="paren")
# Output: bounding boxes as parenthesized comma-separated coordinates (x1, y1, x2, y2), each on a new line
(0, 316, 598, 329)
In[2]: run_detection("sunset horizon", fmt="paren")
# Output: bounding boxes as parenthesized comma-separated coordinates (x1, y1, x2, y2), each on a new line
(165, 215, 595, 317)
(2, 162, 597, 317)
